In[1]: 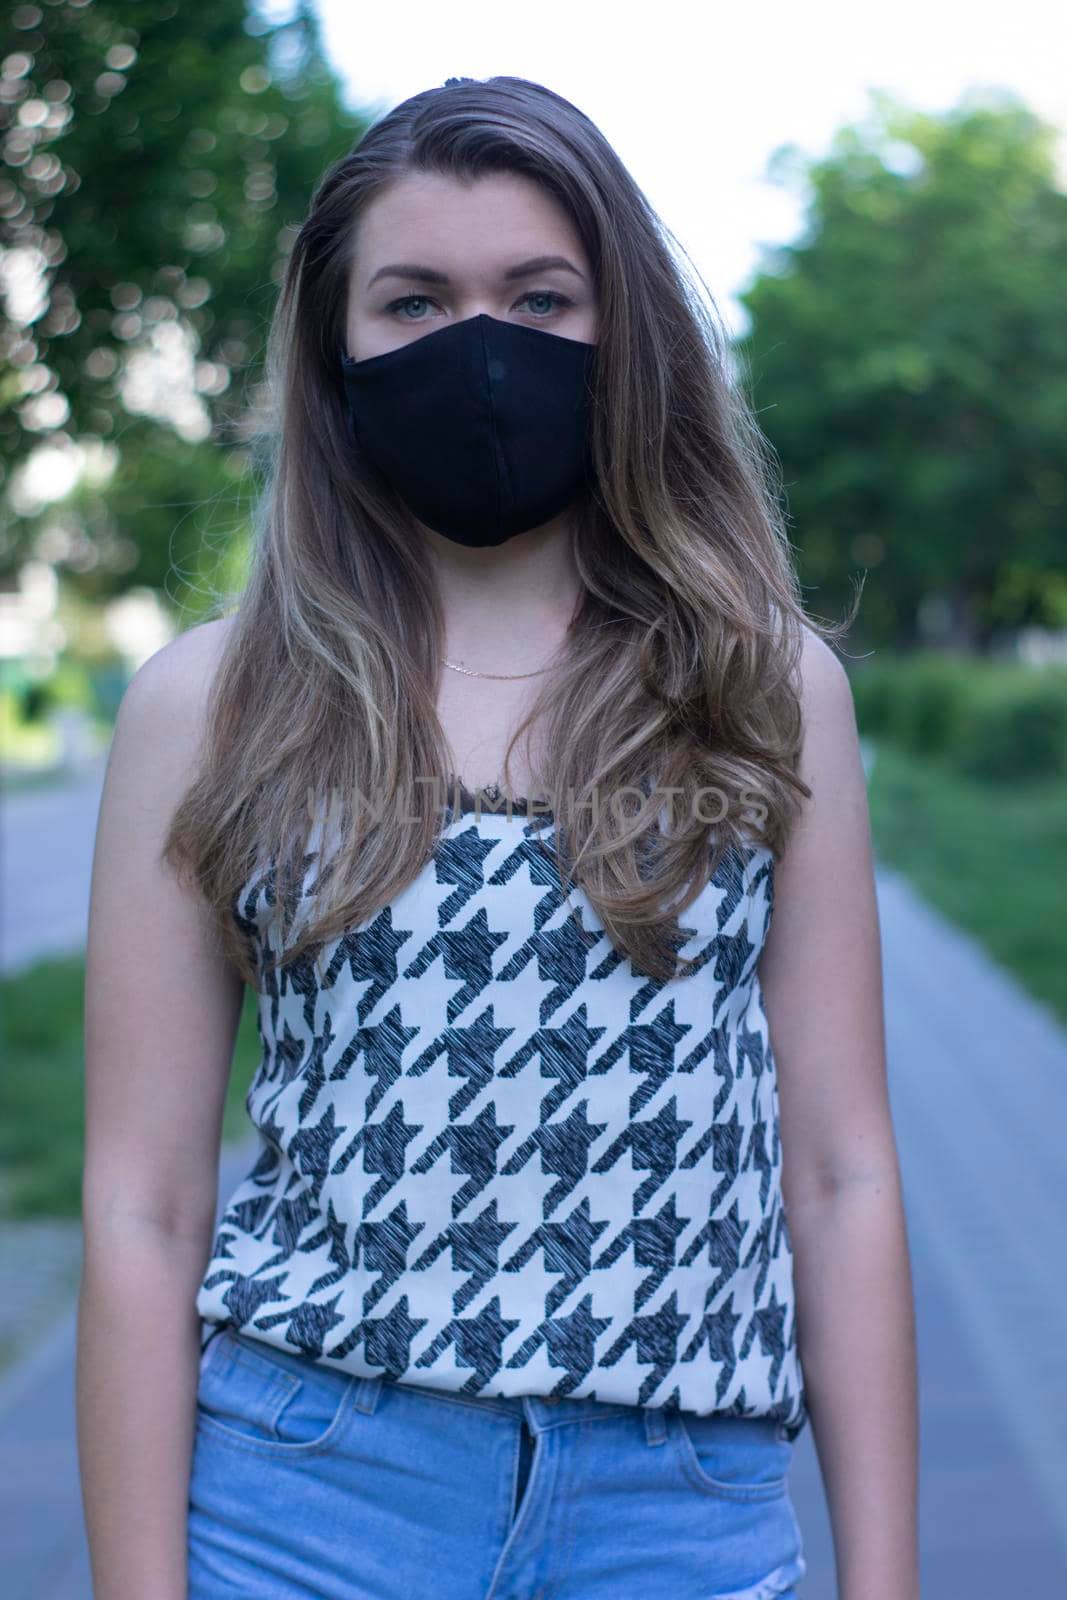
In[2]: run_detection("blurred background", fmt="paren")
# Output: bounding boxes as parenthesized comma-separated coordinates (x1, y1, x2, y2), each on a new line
(1, 1, 1065, 1595)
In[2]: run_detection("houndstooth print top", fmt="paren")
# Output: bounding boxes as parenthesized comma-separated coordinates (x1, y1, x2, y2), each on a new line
(195, 783, 808, 1440)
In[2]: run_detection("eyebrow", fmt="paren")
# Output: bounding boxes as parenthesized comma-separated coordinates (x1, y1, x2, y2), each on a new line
(366, 255, 586, 291)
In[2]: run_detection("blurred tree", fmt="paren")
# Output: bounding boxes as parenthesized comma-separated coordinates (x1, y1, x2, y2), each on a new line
(735, 89, 1067, 651)
(0, 0, 369, 610)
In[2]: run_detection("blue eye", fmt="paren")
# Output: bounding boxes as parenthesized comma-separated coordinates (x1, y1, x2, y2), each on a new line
(522, 290, 572, 316)
(384, 295, 434, 320)
(384, 291, 573, 321)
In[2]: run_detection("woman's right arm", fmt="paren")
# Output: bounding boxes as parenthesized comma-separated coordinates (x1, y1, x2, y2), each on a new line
(77, 617, 245, 1600)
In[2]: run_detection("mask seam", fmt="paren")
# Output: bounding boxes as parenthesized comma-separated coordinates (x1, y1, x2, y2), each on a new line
(479, 315, 510, 531)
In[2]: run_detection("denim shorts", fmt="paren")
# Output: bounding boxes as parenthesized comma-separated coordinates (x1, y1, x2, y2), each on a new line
(188, 1324, 808, 1599)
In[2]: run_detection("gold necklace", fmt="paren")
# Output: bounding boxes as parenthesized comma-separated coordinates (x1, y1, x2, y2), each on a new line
(443, 596, 583, 681)
(442, 658, 556, 680)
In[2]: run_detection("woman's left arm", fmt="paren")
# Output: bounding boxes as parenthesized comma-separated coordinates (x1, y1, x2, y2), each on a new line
(758, 628, 920, 1600)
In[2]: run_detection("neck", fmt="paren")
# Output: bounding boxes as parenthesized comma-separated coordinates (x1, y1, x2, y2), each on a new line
(425, 518, 583, 654)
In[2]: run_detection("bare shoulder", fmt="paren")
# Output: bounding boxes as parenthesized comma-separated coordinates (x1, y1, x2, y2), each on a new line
(122, 612, 236, 716)
(99, 613, 239, 841)
(788, 622, 863, 811)
(114, 613, 237, 759)
(795, 622, 856, 726)
(771, 619, 873, 899)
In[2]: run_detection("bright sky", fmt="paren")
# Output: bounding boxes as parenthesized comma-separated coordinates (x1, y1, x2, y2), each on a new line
(296, 0, 1067, 339)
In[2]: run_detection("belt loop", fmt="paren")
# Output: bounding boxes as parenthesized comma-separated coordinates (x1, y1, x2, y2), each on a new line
(643, 1405, 667, 1446)
(354, 1374, 384, 1414)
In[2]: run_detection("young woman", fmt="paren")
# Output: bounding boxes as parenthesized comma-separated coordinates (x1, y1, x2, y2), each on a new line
(79, 76, 919, 1600)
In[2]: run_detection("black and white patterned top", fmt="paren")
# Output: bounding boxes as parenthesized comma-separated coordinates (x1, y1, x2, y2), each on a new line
(195, 783, 808, 1439)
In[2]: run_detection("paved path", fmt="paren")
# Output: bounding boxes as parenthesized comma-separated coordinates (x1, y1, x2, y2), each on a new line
(3, 750, 1066, 1594)
(1, 752, 109, 975)
(0, 1134, 260, 1600)
(0, 1217, 83, 1375)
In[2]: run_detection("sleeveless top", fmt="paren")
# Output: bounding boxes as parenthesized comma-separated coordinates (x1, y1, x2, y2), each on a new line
(194, 782, 808, 1441)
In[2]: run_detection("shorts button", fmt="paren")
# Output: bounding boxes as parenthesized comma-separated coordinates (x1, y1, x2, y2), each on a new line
(543, 1395, 560, 1405)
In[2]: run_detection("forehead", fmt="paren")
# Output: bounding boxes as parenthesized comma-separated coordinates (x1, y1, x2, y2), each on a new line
(351, 170, 586, 282)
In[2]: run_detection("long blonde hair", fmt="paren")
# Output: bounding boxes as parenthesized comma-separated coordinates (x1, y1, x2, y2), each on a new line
(164, 75, 858, 986)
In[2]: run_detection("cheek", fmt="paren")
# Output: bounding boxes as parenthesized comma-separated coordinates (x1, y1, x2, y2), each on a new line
(348, 333, 372, 362)
(345, 320, 399, 362)
(344, 309, 387, 363)
(575, 310, 598, 345)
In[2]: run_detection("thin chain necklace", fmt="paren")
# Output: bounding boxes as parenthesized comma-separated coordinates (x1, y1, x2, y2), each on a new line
(442, 595, 583, 680)
(442, 658, 555, 680)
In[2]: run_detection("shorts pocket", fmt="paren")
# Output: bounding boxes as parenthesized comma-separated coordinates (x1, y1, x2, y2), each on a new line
(196, 1326, 356, 1459)
(671, 1412, 791, 1502)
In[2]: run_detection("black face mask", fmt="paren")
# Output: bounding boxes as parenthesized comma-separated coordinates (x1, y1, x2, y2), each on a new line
(340, 314, 597, 548)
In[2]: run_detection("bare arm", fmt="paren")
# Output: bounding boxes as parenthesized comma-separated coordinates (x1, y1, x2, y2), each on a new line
(78, 618, 244, 1600)
(759, 630, 920, 1600)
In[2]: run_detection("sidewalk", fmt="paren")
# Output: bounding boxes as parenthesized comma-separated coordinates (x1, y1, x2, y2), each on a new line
(1, 749, 109, 976)
(0, 1134, 259, 1600)
(0, 1218, 84, 1380)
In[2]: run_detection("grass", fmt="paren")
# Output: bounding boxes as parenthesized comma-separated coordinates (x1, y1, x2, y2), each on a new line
(0, 959, 264, 1221)
(866, 739, 1067, 1027)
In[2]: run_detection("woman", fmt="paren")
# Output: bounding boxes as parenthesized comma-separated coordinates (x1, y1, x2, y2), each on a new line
(79, 76, 919, 1600)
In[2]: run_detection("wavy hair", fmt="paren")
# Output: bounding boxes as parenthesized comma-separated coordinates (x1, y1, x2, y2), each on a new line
(163, 74, 858, 986)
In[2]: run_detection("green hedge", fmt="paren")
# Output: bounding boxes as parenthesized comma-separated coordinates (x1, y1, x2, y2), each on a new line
(849, 651, 1067, 781)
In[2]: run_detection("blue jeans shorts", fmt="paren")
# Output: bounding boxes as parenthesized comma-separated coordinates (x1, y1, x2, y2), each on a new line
(188, 1324, 808, 1599)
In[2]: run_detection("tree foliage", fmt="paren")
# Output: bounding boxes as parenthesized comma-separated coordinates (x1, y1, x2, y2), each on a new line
(735, 89, 1067, 650)
(1, 0, 369, 606)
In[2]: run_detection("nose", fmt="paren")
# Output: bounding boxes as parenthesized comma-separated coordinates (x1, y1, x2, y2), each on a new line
(453, 306, 508, 325)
